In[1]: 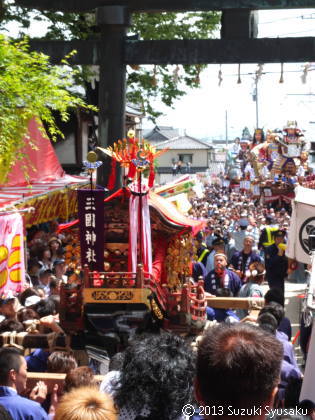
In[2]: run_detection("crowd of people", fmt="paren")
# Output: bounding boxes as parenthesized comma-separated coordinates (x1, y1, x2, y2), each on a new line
(0, 322, 312, 420)
(0, 181, 313, 419)
(190, 182, 305, 290)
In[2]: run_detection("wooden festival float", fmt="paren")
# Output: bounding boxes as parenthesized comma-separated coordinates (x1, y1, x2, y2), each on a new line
(0, 132, 266, 354)
(55, 132, 208, 353)
(226, 122, 313, 205)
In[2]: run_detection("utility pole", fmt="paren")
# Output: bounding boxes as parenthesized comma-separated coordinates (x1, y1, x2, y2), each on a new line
(225, 109, 228, 149)
(255, 77, 259, 128)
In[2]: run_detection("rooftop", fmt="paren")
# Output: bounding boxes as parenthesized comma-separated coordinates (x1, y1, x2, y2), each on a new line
(155, 135, 212, 150)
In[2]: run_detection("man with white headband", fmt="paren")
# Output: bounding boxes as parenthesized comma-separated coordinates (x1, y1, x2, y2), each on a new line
(205, 253, 241, 296)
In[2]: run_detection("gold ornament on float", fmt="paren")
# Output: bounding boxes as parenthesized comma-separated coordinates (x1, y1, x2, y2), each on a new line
(165, 233, 196, 289)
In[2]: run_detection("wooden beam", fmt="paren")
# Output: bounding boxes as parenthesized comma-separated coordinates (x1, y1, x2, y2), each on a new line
(29, 37, 315, 65)
(206, 297, 264, 310)
(125, 37, 315, 64)
(28, 40, 101, 65)
(27, 372, 105, 393)
(15, 0, 315, 12)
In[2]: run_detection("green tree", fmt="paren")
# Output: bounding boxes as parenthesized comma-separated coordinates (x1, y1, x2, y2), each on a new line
(0, 34, 95, 182)
(0, 3, 220, 119)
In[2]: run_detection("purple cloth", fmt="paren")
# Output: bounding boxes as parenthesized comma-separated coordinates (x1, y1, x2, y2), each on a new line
(278, 316, 292, 342)
(230, 250, 261, 271)
(206, 307, 239, 322)
(276, 331, 301, 375)
(278, 360, 301, 401)
(276, 330, 288, 342)
(192, 262, 207, 283)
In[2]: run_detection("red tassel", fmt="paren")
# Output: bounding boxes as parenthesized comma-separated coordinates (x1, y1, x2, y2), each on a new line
(128, 162, 137, 180)
(148, 164, 155, 188)
(107, 159, 117, 190)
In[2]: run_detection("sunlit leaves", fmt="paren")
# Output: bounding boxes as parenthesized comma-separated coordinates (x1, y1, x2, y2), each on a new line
(0, 35, 96, 180)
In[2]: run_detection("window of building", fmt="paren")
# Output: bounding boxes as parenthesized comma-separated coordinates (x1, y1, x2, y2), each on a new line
(178, 154, 193, 164)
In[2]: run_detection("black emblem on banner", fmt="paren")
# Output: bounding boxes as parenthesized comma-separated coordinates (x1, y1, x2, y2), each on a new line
(299, 217, 315, 254)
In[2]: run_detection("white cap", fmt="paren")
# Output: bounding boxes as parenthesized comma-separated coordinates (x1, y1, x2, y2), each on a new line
(25, 295, 41, 307)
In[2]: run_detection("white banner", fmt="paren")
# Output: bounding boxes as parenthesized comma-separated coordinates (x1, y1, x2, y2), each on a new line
(286, 186, 315, 264)
(0, 213, 25, 293)
(300, 319, 315, 402)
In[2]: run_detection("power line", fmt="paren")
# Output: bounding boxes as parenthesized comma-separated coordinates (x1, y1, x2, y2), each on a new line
(276, 28, 315, 36)
(223, 69, 309, 77)
(259, 13, 315, 25)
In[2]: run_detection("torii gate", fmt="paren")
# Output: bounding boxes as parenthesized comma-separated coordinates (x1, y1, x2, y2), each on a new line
(16, 0, 315, 187)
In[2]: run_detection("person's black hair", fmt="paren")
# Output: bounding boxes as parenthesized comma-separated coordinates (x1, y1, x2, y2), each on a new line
(0, 319, 24, 333)
(17, 308, 39, 323)
(49, 278, 59, 290)
(26, 226, 39, 242)
(0, 348, 23, 385)
(34, 298, 56, 317)
(264, 288, 285, 307)
(297, 399, 315, 417)
(284, 377, 303, 408)
(39, 269, 53, 279)
(48, 295, 60, 314)
(18, 288, 40, 306)
(47, 351, 77, 373)
(27, 258, 42, 270)
(196, 323, 283, 410)
(0, 404, 13, 420)
(257, 312, 277, 335)
(114, 332, 195, 420)
(38, 246, 51, 261)
(259, 302, 285, 327)
(253, 129, 265, 144)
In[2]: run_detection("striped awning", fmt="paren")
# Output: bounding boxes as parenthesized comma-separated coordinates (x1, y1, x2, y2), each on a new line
(0, 175, 89, 227)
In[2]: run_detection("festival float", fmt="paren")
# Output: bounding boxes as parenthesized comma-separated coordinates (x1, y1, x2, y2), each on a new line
(225, 122, 312, 205)
(57, 132, 207, 353)
(250, 121, 310, 205)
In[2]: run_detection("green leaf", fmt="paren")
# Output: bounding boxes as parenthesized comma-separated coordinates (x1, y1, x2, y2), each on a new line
(0, 34, 96, 182)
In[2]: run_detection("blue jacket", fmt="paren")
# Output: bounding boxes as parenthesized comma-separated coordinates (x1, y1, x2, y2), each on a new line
(230, 250, 261, 272)
(265, 243, 288, 285)
(205, 269, 241, 296)
(26, 349, 49, 373)
(0, 386, 48, 420)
